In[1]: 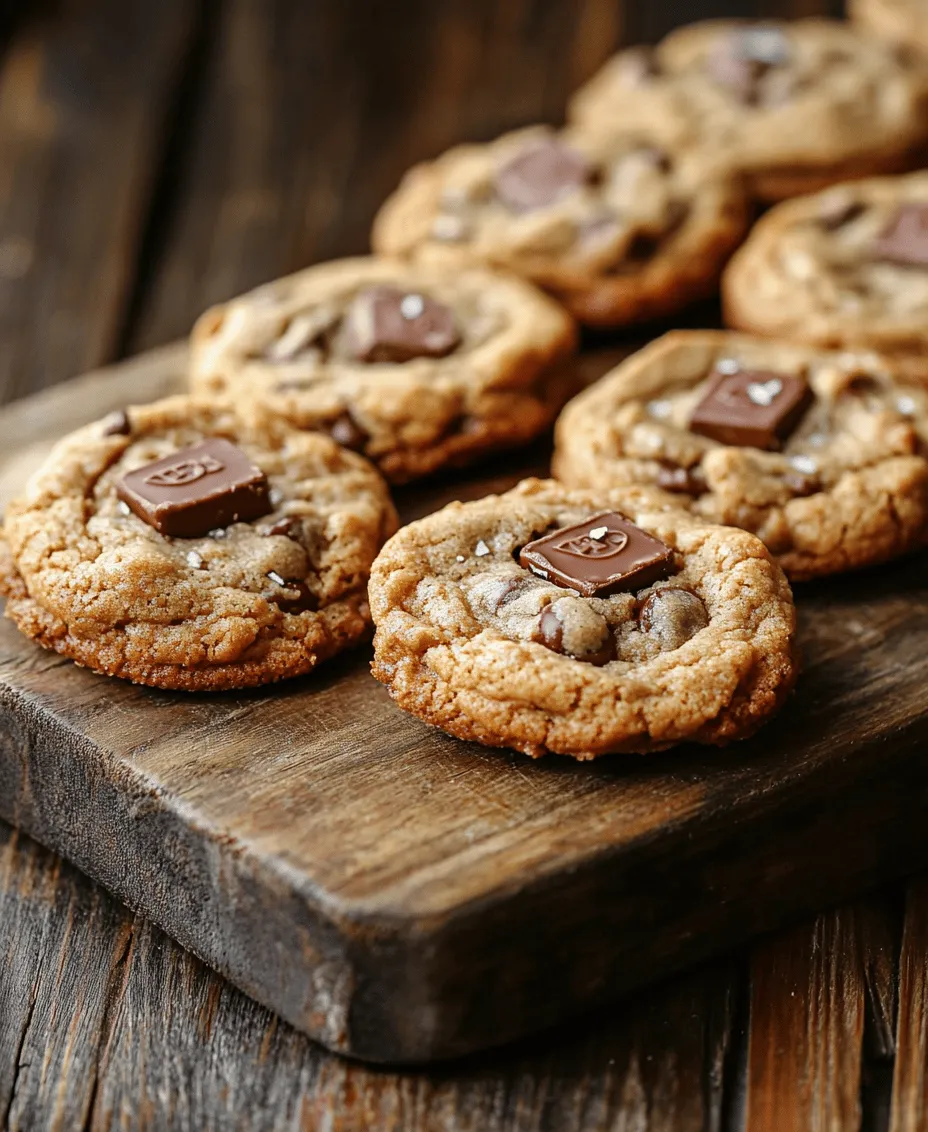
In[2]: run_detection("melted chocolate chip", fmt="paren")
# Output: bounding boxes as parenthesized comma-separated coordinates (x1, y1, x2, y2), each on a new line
(266, 574, 318, 613)
(343, 286, 461, 363)
(491, 576, 532, 611)
(656, 464, 706, 496)
(533, 606, 616, 666)
(102, 409, 132, 437)
(535, 606, 565, 652)
(782, 470, 821, 497)
(639, 588, 709, 651)
(261, 516, 300, 539)
(494, 139, 594, 212)
(328, 412, 369, 452)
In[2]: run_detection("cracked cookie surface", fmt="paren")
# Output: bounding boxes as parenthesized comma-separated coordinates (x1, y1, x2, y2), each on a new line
(369, 478, 798, 760)
(0, 396, 397, 690)
(371, 125, 749, 328)
(553, 331, 928, 580)
(569, 19, 928, 202)
(724, 172, 928, 376)
(190, 256, 577, 483)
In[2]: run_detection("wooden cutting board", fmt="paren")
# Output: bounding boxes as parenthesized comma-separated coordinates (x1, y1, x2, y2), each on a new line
(2, 342, 928, 1065)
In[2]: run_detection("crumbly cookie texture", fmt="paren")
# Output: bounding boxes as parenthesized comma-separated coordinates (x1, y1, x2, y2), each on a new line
(850, 0, 928, 56)
(569, 19, 928, 202)
(0, 397, 398, 690)
(724, 172, 928, 375)
(553, 331, 928, 580)
(190, 257, 577, 484)
(369, 478, 798, 760)
(371, 124, 749, 328)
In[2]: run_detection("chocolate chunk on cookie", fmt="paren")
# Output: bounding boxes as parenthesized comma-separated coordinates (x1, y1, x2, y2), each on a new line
(372, 125, 749, 329)
(116, 438, 272, 537)
(570, 19, 928, 202)
(689, 367, 812, 449)
(724, 172, 928, 376)
(519, 512, 675, 596)
(553, 330, 928, 580)
(190, 256, 577, 484)
(0, 396, 397, 690)
(343, 285, 461, 362)
(369, 478, 798, 759)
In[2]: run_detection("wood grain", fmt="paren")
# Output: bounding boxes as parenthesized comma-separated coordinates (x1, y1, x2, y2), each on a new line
(0, 818, 740, 1132)
(3, 348, 928, 1063)
(889, 881, 928, 1132)
(0, 0, 196, 403)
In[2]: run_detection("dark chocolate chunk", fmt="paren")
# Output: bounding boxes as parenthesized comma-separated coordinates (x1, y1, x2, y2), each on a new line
(689, 367, 813, 450)
(873, 204, 928, 267)
(116, 438, 271, 539)
(707, 26, 791, 104)
(639, 588, 709, 651)
(266, 572, 318, 613)
(533, 605, 616, 666)
(261, 516, 300, 539)
(656, 463, 705, 496)
(102, 409, 132, 437)
(328, 411, 369, 451)
(519, 512, 676, 598)
(535, 606, 565, 652)
(494, 139, 593, 212)
(343, 286, 461, 363)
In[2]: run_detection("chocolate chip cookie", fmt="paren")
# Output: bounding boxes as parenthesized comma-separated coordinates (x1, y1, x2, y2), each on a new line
(851, 0, 928, 56)
(371, 125, 749, 328)
(369, 478, 798, 760)
(0, 397, 397, 690)
(569, 20, 928, 202)
(553, 331, 928, 580)
(723, 172, 928, 376)
(190, 257, 577, 484)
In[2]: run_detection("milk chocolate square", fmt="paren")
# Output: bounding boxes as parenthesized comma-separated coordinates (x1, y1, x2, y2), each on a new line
(116, 438, 271, 538)
(343, 286, 460, 363)
(873, 204, 928, 267)
(689, 368, 812, 450)
(519, 512, 676, 598)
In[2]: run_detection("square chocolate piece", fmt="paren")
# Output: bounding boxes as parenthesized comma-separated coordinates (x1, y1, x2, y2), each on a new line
(116, 438, 271, 538)
(343, 285, 461, 363)
(519, 512, 676, 598)
(873, 204, 928, 267)
(689, 367, 812, 450)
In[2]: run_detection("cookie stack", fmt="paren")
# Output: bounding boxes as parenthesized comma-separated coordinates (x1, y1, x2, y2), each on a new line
(4, 12, 928, 761)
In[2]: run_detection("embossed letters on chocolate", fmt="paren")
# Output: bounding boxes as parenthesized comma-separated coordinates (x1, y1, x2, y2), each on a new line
(519, 512, 676, 597)
(116, 438, 271, 538)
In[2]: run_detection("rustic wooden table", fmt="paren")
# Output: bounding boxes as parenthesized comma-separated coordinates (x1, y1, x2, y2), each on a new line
(1, 0, 926, 1129)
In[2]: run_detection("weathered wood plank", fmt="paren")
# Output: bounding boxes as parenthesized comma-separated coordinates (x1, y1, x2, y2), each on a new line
(742, 905, 882, 1132)
(129, 0, 631, 351)
(889, 881, 928, 1132)
(0, 818, 737, 1132)
(0, 0, 196, 403)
